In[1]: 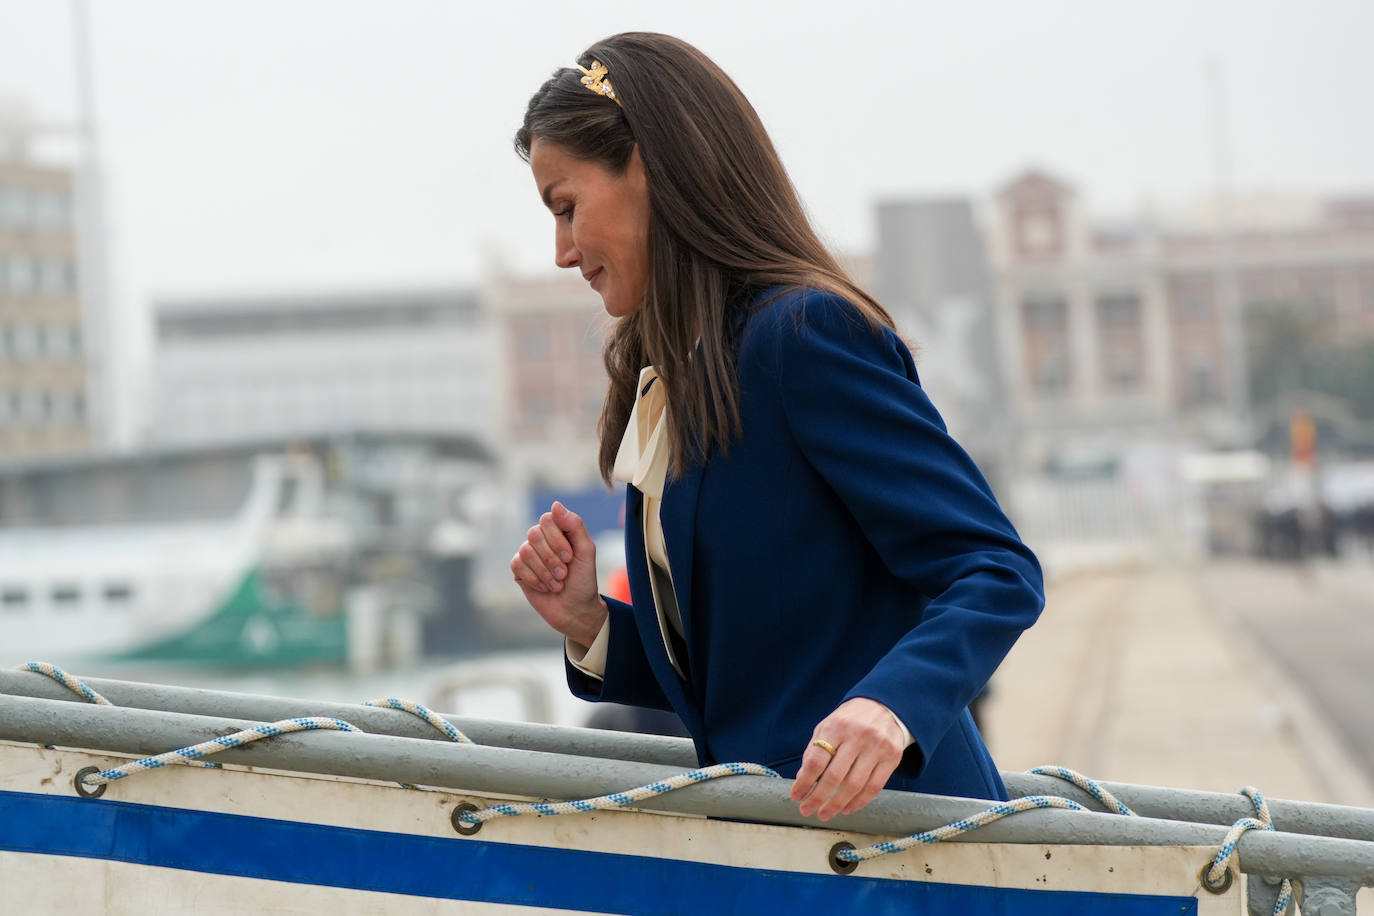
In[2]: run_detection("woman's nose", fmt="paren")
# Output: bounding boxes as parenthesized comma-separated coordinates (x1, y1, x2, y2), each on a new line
(554, 224, 579, 269)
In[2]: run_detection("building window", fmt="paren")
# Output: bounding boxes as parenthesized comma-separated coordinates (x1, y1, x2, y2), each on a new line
(1022, 296, 1072, 400)
(0, 189, 29, 228)
(1180, 290, 1211, 321)
(1105, 353, 1142, 392)
(35, 192, 71, 231)
(580, 328, 605, 356)
(9, 257, 36, 296)
(1024, 297, 1067, 330)
(1, 587, 27, 610)
(518, 327, 550, 358)
(40, 259, 71, 296)
(51, 584, 81, 608)
(525, 393, 554, 425)
(14, 325, 37, 359)
(583, 389, 604, 423)
(1096, 294, 1144, 394)
(1184, 362, 1217, 406)
(1096, 294, 1140, 328)
(41, 324, 63, 358)
(1032, 353, 1071, 398)
(104, 583, 134, 605)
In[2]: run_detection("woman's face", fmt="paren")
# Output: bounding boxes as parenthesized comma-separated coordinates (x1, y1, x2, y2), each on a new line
(529, 138, 651, 318)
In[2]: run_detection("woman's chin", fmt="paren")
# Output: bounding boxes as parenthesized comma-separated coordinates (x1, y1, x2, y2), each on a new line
(601, 296, 634, 318)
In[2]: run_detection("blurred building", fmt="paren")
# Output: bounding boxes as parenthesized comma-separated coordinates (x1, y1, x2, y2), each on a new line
(0, 100, 91, 459)
(984, 169, 1374, 466)
(485, 269, 609, 492)
(150, 288, 496, 447)
(876, 198, 1010, 489)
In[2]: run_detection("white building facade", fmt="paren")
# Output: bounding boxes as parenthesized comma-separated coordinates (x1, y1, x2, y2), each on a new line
(150, 289, 496, 447)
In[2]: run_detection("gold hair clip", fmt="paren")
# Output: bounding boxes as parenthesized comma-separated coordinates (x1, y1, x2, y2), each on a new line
(577, 60, 621, 107)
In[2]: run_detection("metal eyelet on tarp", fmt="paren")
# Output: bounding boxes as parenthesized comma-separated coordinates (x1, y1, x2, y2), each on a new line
(73, 766, 106, 799)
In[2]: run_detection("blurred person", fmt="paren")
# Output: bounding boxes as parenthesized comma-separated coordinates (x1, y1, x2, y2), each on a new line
(508, 33, 1043, 820)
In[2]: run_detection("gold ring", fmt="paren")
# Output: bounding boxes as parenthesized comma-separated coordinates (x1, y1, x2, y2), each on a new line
(812, 738, 837, 757)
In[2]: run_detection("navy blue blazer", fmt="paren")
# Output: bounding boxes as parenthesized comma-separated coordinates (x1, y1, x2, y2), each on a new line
(567, 288, 1044, 802)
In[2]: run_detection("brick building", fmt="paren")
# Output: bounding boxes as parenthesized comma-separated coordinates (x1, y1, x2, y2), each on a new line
(0, 105, 90, 459)
(983, 169, 1374, 464)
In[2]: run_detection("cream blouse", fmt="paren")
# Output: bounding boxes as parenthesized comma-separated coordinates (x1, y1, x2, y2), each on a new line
(564, 366, 913, 749)
(566, 366, 683, 678)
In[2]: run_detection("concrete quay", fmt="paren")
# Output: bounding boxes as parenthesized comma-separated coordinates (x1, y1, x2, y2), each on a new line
(984, 559, 1374, 810)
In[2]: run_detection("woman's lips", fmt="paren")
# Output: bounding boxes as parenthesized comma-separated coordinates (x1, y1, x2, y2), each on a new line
(585, 267, 603, 289)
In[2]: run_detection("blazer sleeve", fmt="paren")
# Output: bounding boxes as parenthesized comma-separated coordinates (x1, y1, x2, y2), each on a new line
(767, 290, 1045, 764)
(564, 594, 675, 712)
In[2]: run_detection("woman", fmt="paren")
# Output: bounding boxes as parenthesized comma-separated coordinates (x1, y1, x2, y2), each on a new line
(509, 33, 1043, 821)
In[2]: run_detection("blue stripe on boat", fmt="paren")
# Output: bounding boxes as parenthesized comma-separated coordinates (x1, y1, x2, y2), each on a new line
(0, 790, 1197, 915)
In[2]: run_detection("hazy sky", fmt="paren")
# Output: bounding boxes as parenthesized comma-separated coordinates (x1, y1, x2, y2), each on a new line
(1, 0, 1371, 440)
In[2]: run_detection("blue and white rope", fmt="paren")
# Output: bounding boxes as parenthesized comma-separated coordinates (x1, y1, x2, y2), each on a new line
(1026, 770, 1294, 912)
(360, 697, 473, 791)
(1205, 786, 1295, 914)
(455, 762, 782, 828)
(362, 697, 473, 744)
(833, 795, 1089, 862)
(1027, 765, 1136, 816)
(18, 664, 480, 790)
(18, 662, 112, 706)
(74, 717, 362, 792)
(834, 765, 1121, 864)
(19, 662, 219, 769)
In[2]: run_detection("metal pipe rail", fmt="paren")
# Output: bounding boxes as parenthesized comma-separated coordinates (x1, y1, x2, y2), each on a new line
(0, 669, 693, 766)
(1003, 773, 1374, 845)
(4, 669, 1371, 845)
(2, 692, 1374, 889)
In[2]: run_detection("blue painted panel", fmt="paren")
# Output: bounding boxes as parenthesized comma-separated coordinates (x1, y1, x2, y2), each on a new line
(530, 484, 625, 538)
(0, 791, 1197, 915)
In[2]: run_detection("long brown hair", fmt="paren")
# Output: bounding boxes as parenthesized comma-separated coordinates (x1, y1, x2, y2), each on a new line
(515, 32, 897, 483)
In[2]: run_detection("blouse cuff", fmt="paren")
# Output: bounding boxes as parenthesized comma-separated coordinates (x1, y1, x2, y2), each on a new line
(885, 705, 916, 749)
(565, 616, 612, 680)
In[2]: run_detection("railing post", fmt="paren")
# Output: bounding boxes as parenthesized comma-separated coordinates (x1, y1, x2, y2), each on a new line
(1245, 874, 1296, 916)
(1297, 877, 1360, 916)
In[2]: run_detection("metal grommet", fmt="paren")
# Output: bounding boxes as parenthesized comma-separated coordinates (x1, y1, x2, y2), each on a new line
(73, 766, 106, 799)
(451, 803, 482, 836)
(829, 841, 859, 876)
(1199, 862, 1234, 894)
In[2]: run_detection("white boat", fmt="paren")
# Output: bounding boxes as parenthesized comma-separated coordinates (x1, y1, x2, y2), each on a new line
(5, 668, 1370, 914)
(0, 433, 497, 669)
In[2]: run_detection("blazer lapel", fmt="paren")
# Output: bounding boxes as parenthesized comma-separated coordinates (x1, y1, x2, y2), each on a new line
(660, 460, 704, 663)
(623, 485, 701, 737)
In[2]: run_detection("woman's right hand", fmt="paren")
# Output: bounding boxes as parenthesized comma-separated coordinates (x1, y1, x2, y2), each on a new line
(511, 501, 607, 649)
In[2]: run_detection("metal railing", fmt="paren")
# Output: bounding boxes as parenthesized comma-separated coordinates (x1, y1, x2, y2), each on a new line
(2, 671, 1372, 914)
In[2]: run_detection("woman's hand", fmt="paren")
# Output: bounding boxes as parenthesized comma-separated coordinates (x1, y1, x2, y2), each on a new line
(511, 501, 607, 648)
(790, 697, 907, 821)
